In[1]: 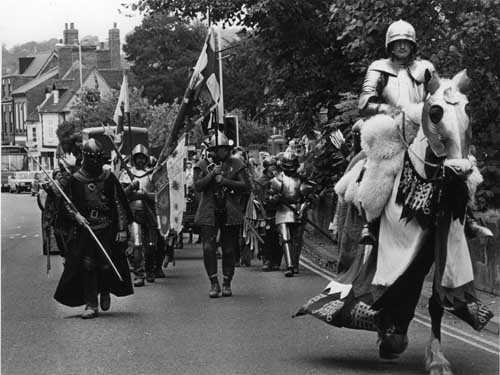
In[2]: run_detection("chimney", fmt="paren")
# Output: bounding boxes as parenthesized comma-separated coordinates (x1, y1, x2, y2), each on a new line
(63, 22, 79, 45)
(57, 45, 72, 76)
(109, 23, 121, 69)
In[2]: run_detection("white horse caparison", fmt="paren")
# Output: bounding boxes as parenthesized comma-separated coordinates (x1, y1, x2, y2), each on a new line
(380, 69, 477, 375)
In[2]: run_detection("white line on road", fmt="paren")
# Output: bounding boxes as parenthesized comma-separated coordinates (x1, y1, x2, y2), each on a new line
(413, 317, 499, 355)
(299, 256, 499, 355)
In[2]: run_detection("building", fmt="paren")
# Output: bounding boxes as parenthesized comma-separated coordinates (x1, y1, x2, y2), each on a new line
(2, 22, 123, 147)
(2, 51, 58, 145)
(2, 22, 127, 170)
(31, 66, 117, 169)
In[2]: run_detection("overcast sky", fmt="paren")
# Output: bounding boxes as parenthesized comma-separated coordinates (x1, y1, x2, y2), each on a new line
(0, 0, 144, 49)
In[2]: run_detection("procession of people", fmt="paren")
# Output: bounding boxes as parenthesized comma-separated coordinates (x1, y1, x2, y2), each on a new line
(28, 18, 495, 375)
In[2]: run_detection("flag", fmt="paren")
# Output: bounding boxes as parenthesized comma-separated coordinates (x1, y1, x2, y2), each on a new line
(166, 135, 187, 234)
(154, 135, 188, 237)
(154, 26, 221, 167)
(189, 26, 221, 129)
(110, 73, 129, 174)
(113, 72, 130, 144)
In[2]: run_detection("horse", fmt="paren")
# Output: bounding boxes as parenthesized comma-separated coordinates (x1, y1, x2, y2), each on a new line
(295, 69, 493, 375)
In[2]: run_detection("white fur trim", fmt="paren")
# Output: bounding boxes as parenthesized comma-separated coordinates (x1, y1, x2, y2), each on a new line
(356, 114, 406, 221)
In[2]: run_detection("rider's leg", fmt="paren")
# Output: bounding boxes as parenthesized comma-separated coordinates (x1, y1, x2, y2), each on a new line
(360, 211, 379, 245)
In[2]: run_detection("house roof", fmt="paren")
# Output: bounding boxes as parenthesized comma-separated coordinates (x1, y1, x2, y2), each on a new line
(27, 110, 39, 122)
(11, 68, 58, 96)
(38, 68, 94, 113)
(18, 51, 55, 77)
(98, 69, 124, 90)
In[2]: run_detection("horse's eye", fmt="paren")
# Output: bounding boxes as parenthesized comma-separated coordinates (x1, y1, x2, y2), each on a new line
(429, 105, 444, 124)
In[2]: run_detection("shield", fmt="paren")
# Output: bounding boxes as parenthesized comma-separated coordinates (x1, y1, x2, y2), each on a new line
(152, 161, 170, 236)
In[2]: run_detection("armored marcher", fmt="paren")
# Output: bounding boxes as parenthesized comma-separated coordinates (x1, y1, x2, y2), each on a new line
(270, 152, 315, 277)
(356, 19, 490, 244)
(120, 144, 158, 287)
(193, 131, 250, 298)
(254, 157, 282, 271)
(232, 146, 254, 267)
(54, 139, 133, 319)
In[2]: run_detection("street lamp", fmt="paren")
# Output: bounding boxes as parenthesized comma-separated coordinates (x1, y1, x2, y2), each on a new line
(55, 42, 83, 89)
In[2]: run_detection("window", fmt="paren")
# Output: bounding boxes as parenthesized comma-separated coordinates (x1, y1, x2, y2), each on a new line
(9, 108, 13, 133)
(2, 82, 5, 97)
(32, 127, 37, 143)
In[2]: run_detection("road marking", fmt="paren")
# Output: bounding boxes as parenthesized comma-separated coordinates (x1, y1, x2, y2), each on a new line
(413, 316, 498, 355)
(299, 256, 499, 355)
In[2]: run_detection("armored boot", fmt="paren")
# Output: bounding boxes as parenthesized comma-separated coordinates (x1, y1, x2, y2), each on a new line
(262, 260, 272, 272)
(134, 278, 145, 287)
(209, 276, 221, 298)
(222, 276, 232, 297)
(360, 223, 377, 245)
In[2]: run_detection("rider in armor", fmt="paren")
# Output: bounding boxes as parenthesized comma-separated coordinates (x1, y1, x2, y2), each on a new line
(120, 144, 158, 287)
(357, 19, 490, 244)
(54, 139, 133, 319)
(270, 152, 315, 277)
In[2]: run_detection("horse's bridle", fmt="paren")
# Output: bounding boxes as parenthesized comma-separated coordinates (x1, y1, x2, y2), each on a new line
(395, 112, 443, 169)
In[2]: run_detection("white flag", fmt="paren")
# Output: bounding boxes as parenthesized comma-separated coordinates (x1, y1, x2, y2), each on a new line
(113, 73, 130, 130)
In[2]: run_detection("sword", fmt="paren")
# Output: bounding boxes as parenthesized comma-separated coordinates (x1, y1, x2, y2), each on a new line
(281, 201, 337, 244)
(25, 148, 124, 282)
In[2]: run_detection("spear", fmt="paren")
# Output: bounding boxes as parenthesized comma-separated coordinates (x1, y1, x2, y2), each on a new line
(25, 148, 124, 282)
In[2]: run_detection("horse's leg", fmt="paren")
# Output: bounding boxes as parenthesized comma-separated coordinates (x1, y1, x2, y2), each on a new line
(425, 292, 454, 375)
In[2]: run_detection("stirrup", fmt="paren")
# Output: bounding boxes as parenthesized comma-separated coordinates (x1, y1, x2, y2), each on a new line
(360, 225, 377, 245)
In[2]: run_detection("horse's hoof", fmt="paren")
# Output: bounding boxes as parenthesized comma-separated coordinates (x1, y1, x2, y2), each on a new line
(429, 362, 454, 375)
(378, 333, 408, 360)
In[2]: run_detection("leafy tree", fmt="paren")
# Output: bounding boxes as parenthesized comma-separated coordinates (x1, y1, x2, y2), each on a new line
(126, 0, 500, 205)
(123, 13, 207, 104)
(222, 33, 268, 120)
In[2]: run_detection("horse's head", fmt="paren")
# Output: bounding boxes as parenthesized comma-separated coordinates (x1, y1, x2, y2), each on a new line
(422, 70, 472, 160)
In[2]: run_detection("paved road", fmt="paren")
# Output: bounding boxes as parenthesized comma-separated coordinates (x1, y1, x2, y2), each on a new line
(2, 193, 499, 375)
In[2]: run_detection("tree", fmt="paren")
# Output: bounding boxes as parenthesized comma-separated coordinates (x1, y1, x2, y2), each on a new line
(123, 13, 207, 104)
(222, 33, 268, 120)
(126, 0, 500, 205)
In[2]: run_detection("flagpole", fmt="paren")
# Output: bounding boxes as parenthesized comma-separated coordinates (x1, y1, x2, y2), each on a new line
(217, 26, 224, 127)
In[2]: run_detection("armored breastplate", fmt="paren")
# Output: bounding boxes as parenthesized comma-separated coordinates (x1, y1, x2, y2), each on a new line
(130, 168, 153, 211)
(281, 175, 302, 204)
(382, 68, 426, 108)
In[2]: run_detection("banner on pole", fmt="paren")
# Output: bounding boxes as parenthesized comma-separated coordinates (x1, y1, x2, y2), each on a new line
(166, 135, 187, 234)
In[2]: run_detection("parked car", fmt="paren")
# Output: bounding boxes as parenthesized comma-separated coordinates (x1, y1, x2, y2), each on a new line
(7, 171, 37, 193)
